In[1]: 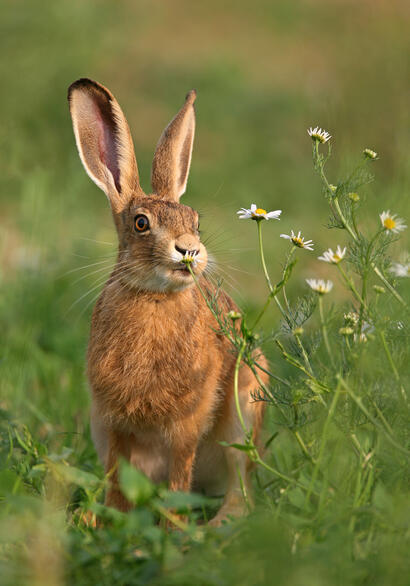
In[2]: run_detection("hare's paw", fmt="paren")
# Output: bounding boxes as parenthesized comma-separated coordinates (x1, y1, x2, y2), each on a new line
(208, 503, 248, 527)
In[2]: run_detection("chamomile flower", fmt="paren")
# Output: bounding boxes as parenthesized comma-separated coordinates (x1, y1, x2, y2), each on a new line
(379, 211, 407, 234)
(306, 279, 333, 295)
(237, 204, 282, 221)
(318, 245, 347, 264)
(280, 230, 314, 251)
(307, 126, 331, 144)
(363, 148, 378, 160)
(181, 250, 199, 266)
(389, 262, 410, 278)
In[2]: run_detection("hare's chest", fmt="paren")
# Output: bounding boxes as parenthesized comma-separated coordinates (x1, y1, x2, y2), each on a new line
(87, 294, 217, 424)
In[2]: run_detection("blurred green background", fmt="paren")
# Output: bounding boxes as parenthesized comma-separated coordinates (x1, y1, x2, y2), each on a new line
(0, 1, 409, 584)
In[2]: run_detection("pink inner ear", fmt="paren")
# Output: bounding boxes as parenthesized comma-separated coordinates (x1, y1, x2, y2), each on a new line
(94, 102, 122, 194)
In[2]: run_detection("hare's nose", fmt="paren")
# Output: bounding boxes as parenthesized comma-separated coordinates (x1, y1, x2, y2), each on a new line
(175, 244, 200, 257)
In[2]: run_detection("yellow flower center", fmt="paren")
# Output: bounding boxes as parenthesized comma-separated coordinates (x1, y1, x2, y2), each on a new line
(383, 218, 396, 230)
(333, 254, 340, 262)
(254, 208, 267, 215)
(292, 236, 304, 247)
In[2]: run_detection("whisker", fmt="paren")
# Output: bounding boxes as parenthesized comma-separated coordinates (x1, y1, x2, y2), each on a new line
(77, 237, 115, 246)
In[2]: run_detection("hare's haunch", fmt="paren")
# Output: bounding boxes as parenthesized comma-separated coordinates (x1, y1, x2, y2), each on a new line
(68, 79, 268, 524)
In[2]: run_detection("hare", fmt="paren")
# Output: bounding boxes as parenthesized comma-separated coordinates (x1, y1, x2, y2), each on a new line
(68, 78, 269, 525)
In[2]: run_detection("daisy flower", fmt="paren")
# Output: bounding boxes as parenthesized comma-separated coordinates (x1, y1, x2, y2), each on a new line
(389, 262, 410, 278)
(379, 211, 407, 234)
(181, 250, 199, 266)
(280, 230, 314, 251)
(306, 279, 333, 295)
(318, 245, 347, 264)
(307, 126, 331, 144)
(237, 204, 282, 221)
(363, 148, 378, 160)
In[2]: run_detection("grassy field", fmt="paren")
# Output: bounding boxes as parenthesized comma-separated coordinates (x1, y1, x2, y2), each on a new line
(1, 1, 409, 584)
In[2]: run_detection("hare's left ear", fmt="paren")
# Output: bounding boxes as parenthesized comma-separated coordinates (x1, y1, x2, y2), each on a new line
(151, 90, 196, 202)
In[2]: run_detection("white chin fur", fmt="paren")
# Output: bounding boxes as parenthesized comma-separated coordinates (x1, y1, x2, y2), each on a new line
(125, 266, 196, 293)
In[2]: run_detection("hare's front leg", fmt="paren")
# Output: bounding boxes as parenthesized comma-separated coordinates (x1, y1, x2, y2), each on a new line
(105, 430, 134, 512)
(169, 435, 198, 492)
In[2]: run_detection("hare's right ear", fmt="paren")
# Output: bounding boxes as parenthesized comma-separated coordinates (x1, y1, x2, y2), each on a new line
(68, 78, 142, 212)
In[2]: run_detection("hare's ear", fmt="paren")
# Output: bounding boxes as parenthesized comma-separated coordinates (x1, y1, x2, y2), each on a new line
(151, 90, 196, 202)
(68, 78, 142, 212)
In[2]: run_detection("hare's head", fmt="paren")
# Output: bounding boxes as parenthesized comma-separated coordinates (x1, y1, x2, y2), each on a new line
(68, 78, 207, 292)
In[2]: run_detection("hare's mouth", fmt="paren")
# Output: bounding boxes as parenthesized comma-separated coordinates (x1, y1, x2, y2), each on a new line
(172, 266, 192, 276)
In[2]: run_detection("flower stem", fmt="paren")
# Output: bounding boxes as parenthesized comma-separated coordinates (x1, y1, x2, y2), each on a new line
(318, 295, 334, 367)
(378, 330, 408, 407)
(257, 219, 273, 293)
(252, 219, 288, 328)
(338, 376, 410, 455)
(304, 378, 342, 507)
(333, 197, 357, 241)
(372, 264, 405, 305)
(233, 339, 248, 436)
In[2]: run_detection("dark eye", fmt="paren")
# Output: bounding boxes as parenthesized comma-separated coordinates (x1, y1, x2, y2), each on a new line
(134, 214, 149, 232)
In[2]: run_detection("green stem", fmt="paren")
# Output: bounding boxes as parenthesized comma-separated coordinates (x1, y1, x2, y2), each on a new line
(338, 376, 410, 455)
(358, 231, 382, 336)
(304, 379, 342, 506)
(351, 205, 360, 237)
(234, 344, 317, 494)
(252, 220, 289, 328)
(318, 296, 334, 367)
(187, 264, 236, 346)
(233, 340, 248, 436)
(295, 334, 313, 374)
(372, 264, 406, 306)
(257, 219, 273, 293)
(337, 264, 366, 309)
(333, 197, 357, 240)
(294, 430, 316, 464)
(378, 330, 408, 407)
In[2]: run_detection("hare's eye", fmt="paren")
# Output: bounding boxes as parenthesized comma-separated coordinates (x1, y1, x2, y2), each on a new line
(134, 214, 149, 232)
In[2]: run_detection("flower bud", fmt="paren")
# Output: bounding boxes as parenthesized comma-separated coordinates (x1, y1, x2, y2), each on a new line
(363, 148, 378, 160)
(293, 327, 304, 336)
(373, 285, 385, 294)
(227, 310, 241, 321)
(339, 327, 354, 336)
(348, 192, 360, 203)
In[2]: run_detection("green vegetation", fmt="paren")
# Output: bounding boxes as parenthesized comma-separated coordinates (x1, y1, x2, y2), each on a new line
(0, 1, 409, 584)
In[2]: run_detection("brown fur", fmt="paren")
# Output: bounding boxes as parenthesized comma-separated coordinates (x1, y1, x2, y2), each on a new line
(68, 78, 269, 524)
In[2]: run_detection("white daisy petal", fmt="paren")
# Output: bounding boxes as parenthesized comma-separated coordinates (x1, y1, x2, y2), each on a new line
(266, 210, 282, 219)
(306, 278, 333, 294)
(318, 245, 347, 264)
(389, 262, 410, 278)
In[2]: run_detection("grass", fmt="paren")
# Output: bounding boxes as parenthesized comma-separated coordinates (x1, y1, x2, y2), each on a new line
(0, 0, 409, 584)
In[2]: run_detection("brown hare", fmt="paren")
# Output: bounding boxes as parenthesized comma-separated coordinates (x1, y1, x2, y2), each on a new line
(68, 78, 268, 525)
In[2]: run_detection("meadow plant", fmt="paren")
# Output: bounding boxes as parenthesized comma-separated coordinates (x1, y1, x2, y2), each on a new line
(184, 126, 409, 567)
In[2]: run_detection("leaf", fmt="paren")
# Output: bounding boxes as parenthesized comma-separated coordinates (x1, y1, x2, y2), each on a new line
(0, 470, 22, 497)
(219, 441, 254, 452)
(159, 490, 212, 511)
(119, 460, 154, 505)
(51, 462, 100, 489)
